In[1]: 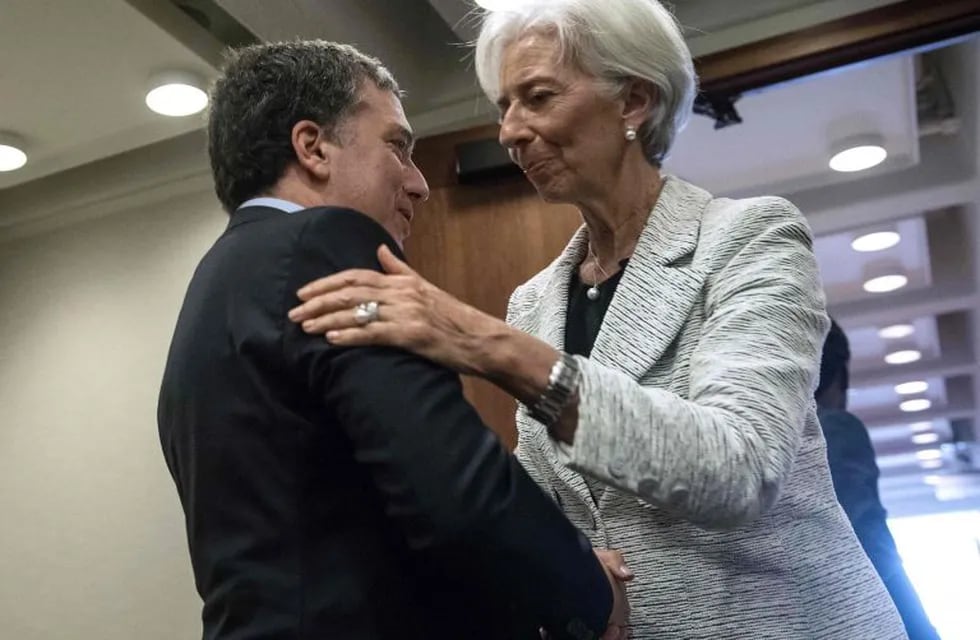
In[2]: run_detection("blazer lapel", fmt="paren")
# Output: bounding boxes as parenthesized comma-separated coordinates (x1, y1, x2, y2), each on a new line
(589, 177, 712, 379)
(526, 226, 588, 352)
(517, 178, 712, 508)
(518, 226, 610, 503)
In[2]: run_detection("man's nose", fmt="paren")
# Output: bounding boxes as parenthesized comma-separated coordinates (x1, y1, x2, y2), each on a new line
(405, 160, 429, 202)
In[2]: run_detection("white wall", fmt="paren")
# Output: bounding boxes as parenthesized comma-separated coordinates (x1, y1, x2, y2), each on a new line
(0, 188, 226, 639)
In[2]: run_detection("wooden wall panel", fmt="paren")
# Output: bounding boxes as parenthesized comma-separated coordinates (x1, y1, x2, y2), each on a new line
(404, 126, 581, 449)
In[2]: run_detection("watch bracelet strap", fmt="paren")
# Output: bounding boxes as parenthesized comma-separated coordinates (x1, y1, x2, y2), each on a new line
(529, 352, 581, 426)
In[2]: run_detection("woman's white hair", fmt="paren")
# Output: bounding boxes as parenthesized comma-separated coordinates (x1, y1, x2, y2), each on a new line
(475, 0, 697, 165)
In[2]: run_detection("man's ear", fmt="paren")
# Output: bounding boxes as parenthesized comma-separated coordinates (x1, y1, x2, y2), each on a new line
(621, 78, 656, 131)
(291, 120, 333, 181)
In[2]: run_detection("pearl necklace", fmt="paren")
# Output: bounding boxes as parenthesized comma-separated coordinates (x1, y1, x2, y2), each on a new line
(585, 244, 611, 301)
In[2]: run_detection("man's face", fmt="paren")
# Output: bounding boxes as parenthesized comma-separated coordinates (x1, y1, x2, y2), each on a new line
(322, 83, 429, 248)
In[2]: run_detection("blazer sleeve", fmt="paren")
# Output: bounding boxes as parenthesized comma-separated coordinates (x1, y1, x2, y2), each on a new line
(282, 209, 612, 640)
(564, 198, 829, 530)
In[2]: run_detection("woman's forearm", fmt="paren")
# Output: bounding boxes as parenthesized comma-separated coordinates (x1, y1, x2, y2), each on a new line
(468, 323, 580, 443)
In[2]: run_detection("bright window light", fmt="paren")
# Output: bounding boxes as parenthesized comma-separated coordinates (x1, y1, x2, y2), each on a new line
(886, 350, 921, 365)
(863, 274, 908, 293)
(851, 231, 901, 252)
(895, 381, 929, 395)
(879, 324, 915, 339)
(888, 511, 980, 640)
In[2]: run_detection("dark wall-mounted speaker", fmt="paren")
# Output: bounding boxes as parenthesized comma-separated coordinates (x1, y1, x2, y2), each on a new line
(455, 138, 523, 184)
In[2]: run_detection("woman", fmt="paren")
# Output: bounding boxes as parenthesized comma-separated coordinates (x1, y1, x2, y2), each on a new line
(288, 1, 908, 637)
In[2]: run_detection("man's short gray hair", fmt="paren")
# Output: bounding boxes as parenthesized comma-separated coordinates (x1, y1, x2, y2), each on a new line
(475, 0, 697, 166)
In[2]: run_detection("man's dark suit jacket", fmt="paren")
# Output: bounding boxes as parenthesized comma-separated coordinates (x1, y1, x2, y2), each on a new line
(158, 205, 611, 640)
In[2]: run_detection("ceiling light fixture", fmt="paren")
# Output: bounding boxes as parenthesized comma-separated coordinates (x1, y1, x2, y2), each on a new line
(912, 432, 940, 445)
(885, 349, 921, 365)
(829, 135, 888, 173)
(909, 421, 933, 432)
(900, 398, 932, 413)
(920, 459, 943, 469)
(0, 132, 28, 172)
(863, 274, 908, 293)
(851, 230, 901, 253)
(923, 474, 943, 485)
(146, 71, 208, 117)
(895, 381, 929, 395)
(915, 448, 943, 461)
(878, 324, 914, 339)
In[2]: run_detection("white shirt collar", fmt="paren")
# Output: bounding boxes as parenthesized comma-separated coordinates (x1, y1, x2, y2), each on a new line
(237, 197, 304, 213)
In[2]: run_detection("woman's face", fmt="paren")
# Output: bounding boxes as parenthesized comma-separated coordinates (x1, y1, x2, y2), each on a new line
(496, 31, 628, 204)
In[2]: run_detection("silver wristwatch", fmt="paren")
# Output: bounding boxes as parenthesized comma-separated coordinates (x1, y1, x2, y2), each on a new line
(530, 352, 581, 426)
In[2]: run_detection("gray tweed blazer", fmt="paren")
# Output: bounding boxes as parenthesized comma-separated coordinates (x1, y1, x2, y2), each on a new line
(508, 176, 908, 639)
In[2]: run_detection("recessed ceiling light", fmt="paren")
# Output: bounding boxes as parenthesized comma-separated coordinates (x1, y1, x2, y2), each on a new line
(909, 421, 933, 432)
(912, 432, 940, 445)
(920, 459, 943, 469)
(885, 349, 921, 365)
(895, 381, 929, 395)
(851, 231, 901, 252)
(900, 398, 932, 413)
(863, 274, 908, 293)
(879, 324, 914, 339)
(146, 72, 208, 117)
(0, 133, 28, 172)
(923, 474, 943, 485)
(830, 142, 888, 173)
(915, 448, 943, 461)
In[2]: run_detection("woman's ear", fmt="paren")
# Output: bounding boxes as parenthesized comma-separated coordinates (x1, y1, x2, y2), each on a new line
(291, 120, 333, 181)
(621, 78, 656, 130)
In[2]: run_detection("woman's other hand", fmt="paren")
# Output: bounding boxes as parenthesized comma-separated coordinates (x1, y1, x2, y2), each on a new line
(597, 549, 633, 639)
(289, 244, 504, 375)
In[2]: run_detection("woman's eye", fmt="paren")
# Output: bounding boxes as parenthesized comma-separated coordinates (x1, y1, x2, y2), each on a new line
(528, 91, 552, 106)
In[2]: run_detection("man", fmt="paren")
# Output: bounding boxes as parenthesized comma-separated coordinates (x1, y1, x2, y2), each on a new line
(158, 40, 627, 640)
(816, 320, 940, 640)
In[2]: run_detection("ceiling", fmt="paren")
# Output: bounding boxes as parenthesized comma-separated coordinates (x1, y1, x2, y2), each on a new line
(1, 0, 978, 516)
(0, 0, 220, 190)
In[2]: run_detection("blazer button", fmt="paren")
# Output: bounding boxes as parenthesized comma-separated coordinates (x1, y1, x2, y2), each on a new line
(637, 478, 659, 500)
(668, 484, 690, 506)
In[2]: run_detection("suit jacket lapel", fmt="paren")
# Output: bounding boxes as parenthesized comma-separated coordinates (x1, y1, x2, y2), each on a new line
(590, 177, 711, 379)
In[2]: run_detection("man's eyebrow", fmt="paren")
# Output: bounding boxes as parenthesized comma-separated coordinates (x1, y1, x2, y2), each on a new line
(392, 125, 415, 148)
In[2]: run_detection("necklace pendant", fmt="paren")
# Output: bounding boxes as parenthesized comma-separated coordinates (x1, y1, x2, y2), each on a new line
(586, 285, 600, 300)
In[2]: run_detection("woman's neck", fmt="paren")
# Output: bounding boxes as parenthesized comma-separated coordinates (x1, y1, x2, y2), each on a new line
(578, 160, 664, 272)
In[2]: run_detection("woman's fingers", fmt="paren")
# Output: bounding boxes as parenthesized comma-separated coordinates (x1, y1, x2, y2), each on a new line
(377, 244, 417, 277)
(289, 286, 386, 325)
(595, 549, 635, 582)
(295, 266, 416, 303)
(296, 269, 382, 301)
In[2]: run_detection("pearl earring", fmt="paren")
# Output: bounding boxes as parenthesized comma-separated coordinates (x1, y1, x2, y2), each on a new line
(625, 125, 637, 141)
